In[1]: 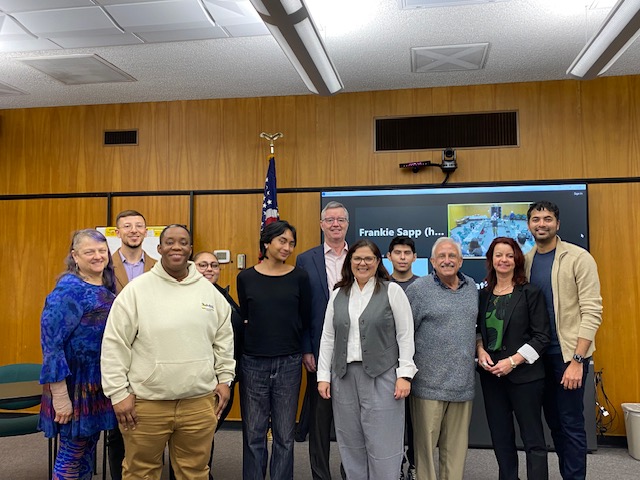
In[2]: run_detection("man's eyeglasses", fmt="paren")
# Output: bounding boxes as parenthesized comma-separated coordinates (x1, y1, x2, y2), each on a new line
(352, 256, 377, 265)
(322, 217, 348, 225)
(197, 262, 220, 270)
(119, 223, 146, 231)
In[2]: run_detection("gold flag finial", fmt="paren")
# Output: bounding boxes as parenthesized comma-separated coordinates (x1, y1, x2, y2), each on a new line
(259, 132, 283, 154)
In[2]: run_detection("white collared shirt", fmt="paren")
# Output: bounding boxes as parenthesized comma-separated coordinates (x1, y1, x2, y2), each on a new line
(324, 242, 348, 293)
(317, 278, 418, 383)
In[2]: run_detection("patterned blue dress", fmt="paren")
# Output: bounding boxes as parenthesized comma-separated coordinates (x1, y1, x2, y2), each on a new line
(39, 274, 117, 439)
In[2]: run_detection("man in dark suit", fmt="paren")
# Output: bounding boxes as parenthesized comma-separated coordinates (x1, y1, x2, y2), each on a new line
(107, 209, 157, 479)
(296, 201, 349, 480)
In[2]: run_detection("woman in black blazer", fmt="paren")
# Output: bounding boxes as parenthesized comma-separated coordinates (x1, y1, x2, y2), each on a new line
(476, 237, 551, 480)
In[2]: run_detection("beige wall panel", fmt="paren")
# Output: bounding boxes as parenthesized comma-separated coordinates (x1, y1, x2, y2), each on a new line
(588, 184, 640, 435)
(0, 197, 107, 365)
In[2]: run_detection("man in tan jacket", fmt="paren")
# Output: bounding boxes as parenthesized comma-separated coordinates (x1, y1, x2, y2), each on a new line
(108, 210, 156, 479)
(112, 210, 157, 294)
(525, 201, 602, 480)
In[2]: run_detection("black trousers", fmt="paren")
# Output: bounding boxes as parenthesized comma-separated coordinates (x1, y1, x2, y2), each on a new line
(480, 371, 548, 480)
(542, 354, 589, 480)
(306, 371, 336, 480)
(106, 428, 125, 480)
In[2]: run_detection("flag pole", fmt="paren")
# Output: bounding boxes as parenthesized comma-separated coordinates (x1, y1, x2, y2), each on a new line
(259, 132, 283, 233)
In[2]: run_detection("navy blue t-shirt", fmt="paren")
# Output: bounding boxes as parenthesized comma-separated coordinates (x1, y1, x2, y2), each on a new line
(530, 249, 560, 354)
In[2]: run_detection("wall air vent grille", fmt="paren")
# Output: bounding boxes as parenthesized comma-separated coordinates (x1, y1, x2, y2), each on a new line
(104, 130, 138, 146)
(375, 111, 518, 152)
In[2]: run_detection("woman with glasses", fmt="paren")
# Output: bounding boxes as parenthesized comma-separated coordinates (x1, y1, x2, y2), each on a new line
(39, 229, 118, 479)
(193, 251, 243, 425)
(476, 237, 550, 480)
(236, 220, 312, 480)
(317, 239, 417, 480)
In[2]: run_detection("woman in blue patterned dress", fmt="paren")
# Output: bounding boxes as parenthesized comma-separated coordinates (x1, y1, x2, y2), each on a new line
(39, 229, 118, 479)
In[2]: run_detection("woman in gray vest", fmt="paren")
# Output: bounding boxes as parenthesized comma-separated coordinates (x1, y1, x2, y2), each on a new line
(317, 239, 417, 480)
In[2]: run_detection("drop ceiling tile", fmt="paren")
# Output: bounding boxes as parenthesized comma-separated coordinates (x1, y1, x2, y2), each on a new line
(136, 26, 228, 42)
(0, 37, 61, 52)
(51, 33, 144, 49)
(95, 0, 158, 4)
(0, 0, 93, 13)
(13, 6, 122, 38)
(0, 13, 33, 41)
(224, 22, 269, 37)
(398, 0, 509, 8)
(105, 0, 215, 33)
(20, 54, 136, 85)
(203, 0, 263, 26)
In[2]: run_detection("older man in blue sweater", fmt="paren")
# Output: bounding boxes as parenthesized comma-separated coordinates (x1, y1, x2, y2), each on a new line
(405, 237, 478, 480)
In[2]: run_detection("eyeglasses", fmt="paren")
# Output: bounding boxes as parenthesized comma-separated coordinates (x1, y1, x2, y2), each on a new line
(352, 256, 377, 265)
(322, 217, 348, 225)
(196, 262, 220, 270)
(119, 223, 146, 231)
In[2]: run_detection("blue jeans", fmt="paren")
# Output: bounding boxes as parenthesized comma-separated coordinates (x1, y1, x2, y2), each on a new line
(543, 353, 590, 480)
(240, 353, 302, 480)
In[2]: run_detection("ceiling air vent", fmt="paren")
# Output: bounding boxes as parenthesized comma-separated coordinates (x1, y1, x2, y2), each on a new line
(104, 130, 138, 146)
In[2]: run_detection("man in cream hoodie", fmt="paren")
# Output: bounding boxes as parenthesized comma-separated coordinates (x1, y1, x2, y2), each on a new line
(101, 224, 235, 480)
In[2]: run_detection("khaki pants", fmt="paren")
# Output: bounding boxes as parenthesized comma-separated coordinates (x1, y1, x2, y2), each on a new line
(410, 397, 472, 480)
(121, 393, 217, 480)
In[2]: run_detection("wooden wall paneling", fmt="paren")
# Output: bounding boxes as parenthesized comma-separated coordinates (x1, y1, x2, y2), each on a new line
(0, 197, 107, 365)
(0, 109, 27, 194)
(259, 95, 299, 188)
(291, 95, 326, 187)
(588, 184, 640, 436)
(370, 88, 445, 187)
(192, 194, 263, 298)
(193, 193, 261, 422)
(192, 192, 318, 421)
(110, 195, 190, 229)
(167, 100, 225, 191)
(167, 98, 271, 192)
(97, 102, 171, 194)
(3, 76, 640, 436)
(579, 77, 640, 179)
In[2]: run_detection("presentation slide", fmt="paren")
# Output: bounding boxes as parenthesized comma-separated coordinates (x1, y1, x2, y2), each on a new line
(321, 184, 588, 285)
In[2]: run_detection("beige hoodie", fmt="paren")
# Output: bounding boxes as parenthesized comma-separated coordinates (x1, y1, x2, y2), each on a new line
(101, 261, 235, 405)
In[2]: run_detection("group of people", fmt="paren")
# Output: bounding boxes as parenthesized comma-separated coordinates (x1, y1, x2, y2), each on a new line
(37, 199, 602, 480)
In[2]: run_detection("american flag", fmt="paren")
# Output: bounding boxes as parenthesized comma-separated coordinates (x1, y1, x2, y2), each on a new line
(260, 154, 279, 231)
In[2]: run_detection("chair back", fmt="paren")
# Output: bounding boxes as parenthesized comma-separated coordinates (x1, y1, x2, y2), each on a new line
(0, 363, 42, 410)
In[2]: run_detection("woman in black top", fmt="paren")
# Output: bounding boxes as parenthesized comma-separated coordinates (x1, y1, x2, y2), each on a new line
(476, 237, 551, 480)
(237, 220, 311, 480)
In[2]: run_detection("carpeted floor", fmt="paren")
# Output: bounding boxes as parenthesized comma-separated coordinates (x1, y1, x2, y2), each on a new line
(1, 426, 638, 479)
